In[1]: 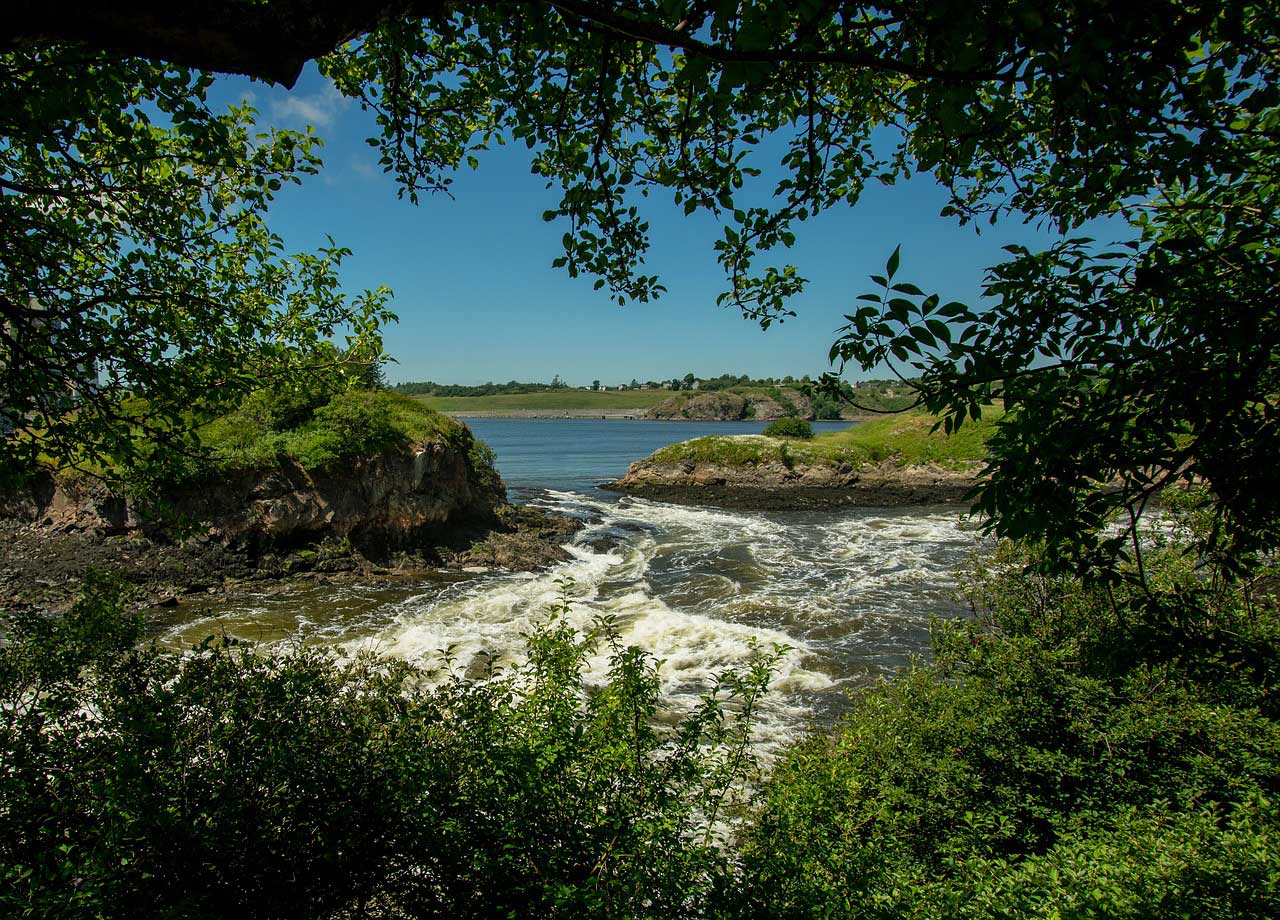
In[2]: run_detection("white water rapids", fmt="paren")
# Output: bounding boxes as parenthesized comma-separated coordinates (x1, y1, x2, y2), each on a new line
(159, 488, 979, 755)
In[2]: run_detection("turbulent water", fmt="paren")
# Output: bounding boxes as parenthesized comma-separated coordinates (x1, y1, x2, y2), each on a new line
(157, 418, 979, 752)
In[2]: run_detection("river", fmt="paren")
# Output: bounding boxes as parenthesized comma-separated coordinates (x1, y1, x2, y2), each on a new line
(159, 418, 978, 754)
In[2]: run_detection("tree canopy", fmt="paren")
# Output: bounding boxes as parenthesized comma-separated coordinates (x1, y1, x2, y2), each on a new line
(3, 1, 1278, 576)
(0, 50, 393, 481)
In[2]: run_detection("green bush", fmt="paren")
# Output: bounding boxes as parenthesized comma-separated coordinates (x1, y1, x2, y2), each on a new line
(736, 515, 1280, 919)
(284, 388, 404, 470)
(197, 389, 468, 474)
(0, 578, 777, 920)
(762, 418, 813, 439)
(811, 392, 843, 420)
(739, 629, 1280, 918)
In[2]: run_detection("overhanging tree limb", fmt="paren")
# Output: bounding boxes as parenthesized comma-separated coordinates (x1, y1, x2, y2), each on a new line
(0, 0, 452, 85)
(1, 0, 1018, 86)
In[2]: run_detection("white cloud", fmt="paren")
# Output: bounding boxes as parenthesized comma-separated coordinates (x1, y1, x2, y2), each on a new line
(351, 157, 380, 179)
(269, 80, 347, 128)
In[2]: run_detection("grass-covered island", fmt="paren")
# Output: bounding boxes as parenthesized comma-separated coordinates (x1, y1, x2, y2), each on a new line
(605, 412, 998, 509)
(0, 388, 579, 609)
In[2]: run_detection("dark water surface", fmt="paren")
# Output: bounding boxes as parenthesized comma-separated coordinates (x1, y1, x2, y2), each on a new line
(166, 418, 976, 754)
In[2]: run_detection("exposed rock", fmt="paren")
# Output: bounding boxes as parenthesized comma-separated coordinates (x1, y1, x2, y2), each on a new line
(646, 391, 748, 421)
(603, 445, 981, 510)
(0, 440, 581, 609)
(450, 504, 587, 570)
(9, 439, 501, 549)
(644, 388, 814, 421)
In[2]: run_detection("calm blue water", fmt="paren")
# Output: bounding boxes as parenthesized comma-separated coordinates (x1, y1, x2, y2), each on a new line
(463, 418, 855, 496)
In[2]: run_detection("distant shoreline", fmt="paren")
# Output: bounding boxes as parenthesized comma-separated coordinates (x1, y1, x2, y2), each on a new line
(445, 410, 872, 421)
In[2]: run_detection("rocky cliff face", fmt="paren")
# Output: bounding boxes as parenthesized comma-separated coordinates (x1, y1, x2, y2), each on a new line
(645, 389, 814, 421)
(605, 450, 979, 510)
(5, 438, 504, 551)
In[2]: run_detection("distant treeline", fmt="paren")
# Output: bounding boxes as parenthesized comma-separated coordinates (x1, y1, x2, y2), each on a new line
(392, 375, 922, 412)
(393, 378, 571, 397)
(395, 374, 823, 395)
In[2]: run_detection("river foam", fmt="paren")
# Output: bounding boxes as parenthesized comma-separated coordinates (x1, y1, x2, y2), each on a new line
(164, 487, 975, 756)
(348, 490, 972, 752)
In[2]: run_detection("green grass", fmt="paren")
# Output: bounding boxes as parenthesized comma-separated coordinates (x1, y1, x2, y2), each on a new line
(650, 409, 1002, 470)
(415, 390, 673, 412)
(200, 390, 468, 473)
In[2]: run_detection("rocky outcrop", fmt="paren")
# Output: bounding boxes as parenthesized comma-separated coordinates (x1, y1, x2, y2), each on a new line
(647, 392, 748, 421)
(604, 445, 981, 510)
(0, 439, 581, 608)
(645, 389, 814, 421)
(8, 439, 503, 550)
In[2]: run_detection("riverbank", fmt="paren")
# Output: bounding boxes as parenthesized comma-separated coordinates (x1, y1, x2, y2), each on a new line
(604, 459, 980, 509)
(0, 502, 584, 612)
(0, 391, 587, 611)
(442, 408, 652, 419)
(604, 413, 997, 510)
(415, 388, 869, 421)
(442, 410, 880, 420)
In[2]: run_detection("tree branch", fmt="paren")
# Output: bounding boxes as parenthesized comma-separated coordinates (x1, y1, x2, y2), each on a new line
(543, 0, 1017, 83)
(3, 0, 1018, 87)
(0, 0, 453, 86)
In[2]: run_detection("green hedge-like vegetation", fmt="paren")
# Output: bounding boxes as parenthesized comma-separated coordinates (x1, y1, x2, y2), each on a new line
(47, 385, 505, 525)
(737, 502, 1280, 918)
(0, 578, 777, 919)
(198, 388, 464, 474)
(762, 418, 813, 439)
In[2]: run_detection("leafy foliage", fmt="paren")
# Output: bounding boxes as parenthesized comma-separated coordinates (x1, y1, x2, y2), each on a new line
(0, 578, 779, 919)
(762, 418, 813, 440)
(194, 388, 470, 476)
(811, 391, 844, 420)
(739, 512, 1280, 919)
(0, 49, 393, 481)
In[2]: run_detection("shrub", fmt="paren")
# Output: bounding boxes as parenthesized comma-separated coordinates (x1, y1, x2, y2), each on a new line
(762, 418, 813, 439)
(811, 392, 843, 420)
(283, 388, 404, 470)
(740, 621, 1280, 917)
(0, 579, 778, 920)
(737, 523, 1280, 920)
(196, 389, 471, 475)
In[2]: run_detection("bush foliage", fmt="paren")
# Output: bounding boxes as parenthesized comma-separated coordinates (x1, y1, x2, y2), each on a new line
(739, 494, 1280, 919)
(5, 493, 1276, 917)
(0, 578, 778, 919)
(762, 418, 813, 439)
(197, 387, 456, 474)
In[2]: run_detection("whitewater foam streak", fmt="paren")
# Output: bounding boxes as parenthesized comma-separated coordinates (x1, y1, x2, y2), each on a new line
(170, 488, 975, 755)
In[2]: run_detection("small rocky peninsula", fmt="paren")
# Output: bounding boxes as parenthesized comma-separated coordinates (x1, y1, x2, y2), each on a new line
(604, 415, 994, 510)
(0, 393, 581, 609)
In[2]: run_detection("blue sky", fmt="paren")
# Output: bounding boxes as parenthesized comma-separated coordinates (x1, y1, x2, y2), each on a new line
(219, 68, 1070, 387)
